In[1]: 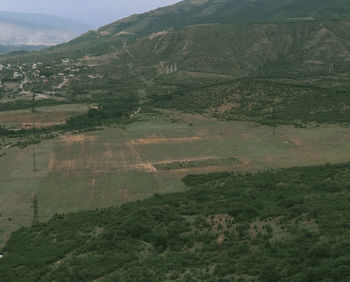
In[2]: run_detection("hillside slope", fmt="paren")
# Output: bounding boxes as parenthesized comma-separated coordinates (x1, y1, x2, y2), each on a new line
(0, 163, 350, 281)
(28, 0, 350, 57)
(96, 0, 350, 36)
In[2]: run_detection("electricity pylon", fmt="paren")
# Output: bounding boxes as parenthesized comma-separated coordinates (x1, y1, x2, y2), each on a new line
(32, 195, 39, 226)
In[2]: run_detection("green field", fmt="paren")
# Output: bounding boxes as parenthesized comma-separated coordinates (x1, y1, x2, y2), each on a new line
(1, 111, 350, 246)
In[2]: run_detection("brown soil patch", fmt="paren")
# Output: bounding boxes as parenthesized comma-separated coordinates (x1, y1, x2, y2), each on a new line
(305, 152, 322, 162)
(149, 30, 169, 39)
(152, 156, 217, 165)
(264, 156, 274, 164)
(59, 134, 97, 145)
(249, 224, 258, 240)
(48, 153, 56, 172)
(290, 137, 302, 146)
(55, 160, 79, 170)
(133, 136, 203, 144)
(99, 31, 110, 36)
(128, 163, 158, 173)
(217, 234, 225, 245)
(240, 159, 251, 167)
(216, 102, 238, 113)
(104, 143, 113, 159)
(240, 133, 254, 140)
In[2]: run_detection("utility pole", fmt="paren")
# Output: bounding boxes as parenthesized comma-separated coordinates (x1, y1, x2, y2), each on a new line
(31, 93, 36, 113)
(32, 195, 39, 226)
(32, 142, 37, 172)
(272, 107, 277, 136)
(329, 63, 334, 75)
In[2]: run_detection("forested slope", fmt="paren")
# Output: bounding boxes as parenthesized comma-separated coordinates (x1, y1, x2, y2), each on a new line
(1, 163, 350, 281)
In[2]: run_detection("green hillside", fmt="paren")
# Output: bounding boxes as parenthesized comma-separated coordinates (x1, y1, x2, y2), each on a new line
(97, 0, 350, 36)
(2, 19, 350, 125)
(1, 162, 350, 281)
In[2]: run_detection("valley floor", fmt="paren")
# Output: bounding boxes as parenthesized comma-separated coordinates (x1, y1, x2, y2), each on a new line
(1, 111, 350, 246)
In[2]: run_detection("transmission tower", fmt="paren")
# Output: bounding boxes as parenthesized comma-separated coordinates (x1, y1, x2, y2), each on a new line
(32, 195, 39, 226)
(122, 39, 127, 50)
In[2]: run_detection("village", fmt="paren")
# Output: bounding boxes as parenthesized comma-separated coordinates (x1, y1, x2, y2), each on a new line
(0, 57, 100, 108)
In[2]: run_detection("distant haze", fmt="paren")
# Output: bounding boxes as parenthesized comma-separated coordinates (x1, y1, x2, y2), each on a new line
(0, 0, 181, 27)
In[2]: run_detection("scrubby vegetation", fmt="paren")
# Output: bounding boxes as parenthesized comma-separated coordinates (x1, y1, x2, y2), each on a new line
(150, 77, 350, 125)
(1, 162, 350, 281)
(66, 95, 139, 129)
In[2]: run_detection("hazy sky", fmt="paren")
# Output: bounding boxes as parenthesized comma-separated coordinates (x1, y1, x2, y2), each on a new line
(1, 0, 181, 27)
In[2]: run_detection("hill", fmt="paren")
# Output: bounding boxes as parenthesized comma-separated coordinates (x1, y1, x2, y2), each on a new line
(37, 0, 350, 57)
(0, 11, 90, 46)
(96, 0, 350, 36)
(0, 162, 350, 281)
(2, 19, 350, 125)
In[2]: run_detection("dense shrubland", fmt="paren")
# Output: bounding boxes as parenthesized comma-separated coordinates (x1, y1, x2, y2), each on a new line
(1, 162, 350, 281)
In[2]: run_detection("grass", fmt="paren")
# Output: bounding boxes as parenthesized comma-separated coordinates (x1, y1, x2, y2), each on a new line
(2, 111, 350, 246)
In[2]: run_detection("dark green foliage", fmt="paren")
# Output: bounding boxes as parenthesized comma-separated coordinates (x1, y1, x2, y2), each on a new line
(1, 162, 350, 281)
(150, 77, 350, 125)
(66, 94, 139, 129)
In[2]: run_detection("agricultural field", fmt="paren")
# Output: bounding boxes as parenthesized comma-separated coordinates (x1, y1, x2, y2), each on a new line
(0, 104, 88, 129)
(1, 111, 350, 246)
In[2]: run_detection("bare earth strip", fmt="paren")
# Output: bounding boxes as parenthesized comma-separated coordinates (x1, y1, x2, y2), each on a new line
(133, 136, 203, 144)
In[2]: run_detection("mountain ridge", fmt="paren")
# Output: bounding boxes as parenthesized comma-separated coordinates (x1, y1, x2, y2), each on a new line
(94, 0, 350, 37)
